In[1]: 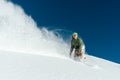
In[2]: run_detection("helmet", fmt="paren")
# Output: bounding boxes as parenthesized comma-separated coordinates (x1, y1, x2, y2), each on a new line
(72, 32, 78, 36)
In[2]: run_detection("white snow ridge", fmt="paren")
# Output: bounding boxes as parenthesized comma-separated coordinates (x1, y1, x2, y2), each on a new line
(0, 0, 120, 80)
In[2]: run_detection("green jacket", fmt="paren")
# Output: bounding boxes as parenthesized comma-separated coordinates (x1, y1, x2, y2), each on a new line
(70, 37, 84, 53)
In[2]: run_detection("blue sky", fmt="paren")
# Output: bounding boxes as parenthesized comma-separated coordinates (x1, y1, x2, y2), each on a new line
(11, 0, 120, 63)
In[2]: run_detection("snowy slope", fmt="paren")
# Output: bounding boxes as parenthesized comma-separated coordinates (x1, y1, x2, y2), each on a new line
(0, 50, 120, 80)
(0, 0, 120, 80)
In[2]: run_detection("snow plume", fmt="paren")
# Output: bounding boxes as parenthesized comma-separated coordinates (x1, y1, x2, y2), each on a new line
(0, 0, 69, 57)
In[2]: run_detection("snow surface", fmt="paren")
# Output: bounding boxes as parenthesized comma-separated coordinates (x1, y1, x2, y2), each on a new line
(0, 50, 120, 80)
(0, 0, 120, 80)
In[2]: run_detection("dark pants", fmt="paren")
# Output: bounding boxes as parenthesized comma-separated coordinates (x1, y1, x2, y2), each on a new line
(74, 49, 80, 57)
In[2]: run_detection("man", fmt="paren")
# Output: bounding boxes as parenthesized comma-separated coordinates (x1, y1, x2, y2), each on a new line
(70, 32, 86, 59)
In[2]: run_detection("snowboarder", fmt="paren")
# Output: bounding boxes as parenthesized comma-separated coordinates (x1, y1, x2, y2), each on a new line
(70, 32, 86, 60)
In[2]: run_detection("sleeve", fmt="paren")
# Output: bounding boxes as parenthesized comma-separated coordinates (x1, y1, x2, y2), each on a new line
(78, 38, 84, 50)
(70, 47, 73, 56)
(70, 40, 74, 55)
